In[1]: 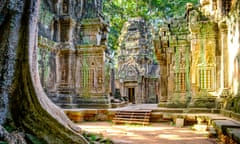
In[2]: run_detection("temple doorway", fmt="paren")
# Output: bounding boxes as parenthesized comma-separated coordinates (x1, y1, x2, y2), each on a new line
(128, 88, 135, 104)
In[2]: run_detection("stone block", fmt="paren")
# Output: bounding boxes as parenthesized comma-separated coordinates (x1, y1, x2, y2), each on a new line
(213, 120, 240, 135)
(150, 112, 164, 122)
(231, 112, 240, 121)
(184, 115, 197, 125)
(207, 115, 227, 125)
(163, 113, 172, 120)
(226, 128, 240, 144)
(221, 109, 232, 117)
(65, 111, 84, 123)
(176, 118, 184, 127)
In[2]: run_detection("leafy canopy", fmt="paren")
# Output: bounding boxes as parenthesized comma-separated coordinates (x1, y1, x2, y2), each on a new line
(103, 0, 199, 50)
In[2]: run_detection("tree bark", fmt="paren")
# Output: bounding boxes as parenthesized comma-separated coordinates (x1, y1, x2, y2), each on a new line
(0, 0, 88, 143)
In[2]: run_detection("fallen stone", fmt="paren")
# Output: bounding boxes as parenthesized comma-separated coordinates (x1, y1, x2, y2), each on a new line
(226, 128, 240, 143)
(213, 120, 240, 135)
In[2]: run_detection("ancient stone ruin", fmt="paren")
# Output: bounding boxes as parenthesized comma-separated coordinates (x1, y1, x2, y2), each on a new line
(37, 0, 111, 108)
(36, 0, 240, 112)
(117, 18, 160, 104)
(1, 0, 240, 143)
(154, 0, 240, 110)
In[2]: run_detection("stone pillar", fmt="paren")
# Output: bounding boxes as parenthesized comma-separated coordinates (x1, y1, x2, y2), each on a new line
(219, 21, 229, 97)
(55, 49, 75, 92)
(75, 18, 110, 108)
(159, 63, 168, 103)
(188, 21, 218, 108)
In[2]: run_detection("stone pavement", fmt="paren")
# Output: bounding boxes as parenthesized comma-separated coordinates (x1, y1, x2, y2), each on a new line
(79, 122, 217, 144)
(110, 104, 158, 110)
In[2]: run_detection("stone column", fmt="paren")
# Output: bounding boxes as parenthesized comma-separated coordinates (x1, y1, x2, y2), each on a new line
(158, 56, 168, 106)
(219, 21, 229, 96)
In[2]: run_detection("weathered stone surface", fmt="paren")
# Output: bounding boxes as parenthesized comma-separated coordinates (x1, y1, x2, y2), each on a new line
(213, 120, 240, 134)
(154, 1, 240, 110)
(226, 128, 240, 144)
(117, 17, 159, 104)
(175, 118, 184, 127)
(154, 15, 191, 107)
(37, 0, 112, 108)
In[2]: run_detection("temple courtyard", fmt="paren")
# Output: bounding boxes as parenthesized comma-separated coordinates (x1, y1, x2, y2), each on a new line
(79, 121, 216, 144)
(65, 104, 240, 144)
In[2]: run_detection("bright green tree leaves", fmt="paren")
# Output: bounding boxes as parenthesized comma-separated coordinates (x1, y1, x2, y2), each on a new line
(103, 0, 198, 50)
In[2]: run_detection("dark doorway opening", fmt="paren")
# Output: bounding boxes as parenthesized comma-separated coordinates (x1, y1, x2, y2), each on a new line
(128, 88, 135, 104)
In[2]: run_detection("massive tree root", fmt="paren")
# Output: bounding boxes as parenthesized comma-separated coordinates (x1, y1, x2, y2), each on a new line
(0, 1, 88, 143)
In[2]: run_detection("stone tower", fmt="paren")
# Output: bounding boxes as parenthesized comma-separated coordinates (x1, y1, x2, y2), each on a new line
(75, 0, 110, 108)
(154, 0, 240, 109)
(118, 18, 160, 104)
(37, 0, 110, 108)
(154, 17, 191, 107)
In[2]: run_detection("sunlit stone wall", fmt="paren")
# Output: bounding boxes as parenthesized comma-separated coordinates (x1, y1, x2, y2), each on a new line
(155, 0, 240, 110)
(37, 0, 111, 108)
(117, 18, 160, 104)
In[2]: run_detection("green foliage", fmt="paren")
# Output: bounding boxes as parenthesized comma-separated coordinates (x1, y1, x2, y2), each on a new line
(103, 0, 198, 50)
(83, 132, 113, 144)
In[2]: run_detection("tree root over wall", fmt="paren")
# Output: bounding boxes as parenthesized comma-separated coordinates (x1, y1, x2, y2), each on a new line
(0, 0, 88, 143)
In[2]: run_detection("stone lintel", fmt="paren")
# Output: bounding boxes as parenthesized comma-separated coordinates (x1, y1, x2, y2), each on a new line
(76, 45, 107, 50)
(81, 17, 109, 29)
(56, 42, 75, 51)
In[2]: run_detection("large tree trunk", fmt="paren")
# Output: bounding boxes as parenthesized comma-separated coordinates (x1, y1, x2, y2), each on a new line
(0, 0, 88, 143)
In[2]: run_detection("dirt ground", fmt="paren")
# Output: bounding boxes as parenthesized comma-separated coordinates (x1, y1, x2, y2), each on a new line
(79, 122, 217, 144)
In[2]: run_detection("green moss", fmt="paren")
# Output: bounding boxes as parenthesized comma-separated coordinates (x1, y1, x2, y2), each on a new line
(167, 102, 187, 108)
(83, 132, 113, 144)
(225, 96, 240, 113)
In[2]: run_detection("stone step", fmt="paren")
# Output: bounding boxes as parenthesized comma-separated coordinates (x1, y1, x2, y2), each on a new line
(212, 119, 240, 135)
(112, 120, 150, 125)
(207, 115, 228, 125)
(114, 118, 150, 122)
(226, 128, 240, 143)
(113, 110, 152, 125)
(115, 114, 150, 118)
(152, 108, 184, 113)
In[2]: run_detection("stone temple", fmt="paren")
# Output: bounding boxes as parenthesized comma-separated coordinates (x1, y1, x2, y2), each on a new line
(38, 0, 112, 108)
(33, 0, 240, 143)
(154, 0, 240, 110)
(36, 0, 240, 115)
(117, 18, 160, 104)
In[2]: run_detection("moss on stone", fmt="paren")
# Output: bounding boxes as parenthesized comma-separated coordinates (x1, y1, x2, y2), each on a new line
(225, 96, 240, 114)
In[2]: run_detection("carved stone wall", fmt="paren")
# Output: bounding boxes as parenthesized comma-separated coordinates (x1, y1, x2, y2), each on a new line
(155, 17, 191, 107)
(37, 0, 111, 108)
(154, 1, 240, 109)
(118, 18, 160, 104)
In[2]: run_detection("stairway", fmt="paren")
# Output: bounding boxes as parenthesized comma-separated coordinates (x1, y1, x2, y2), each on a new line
(113, 110, 152, 125)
